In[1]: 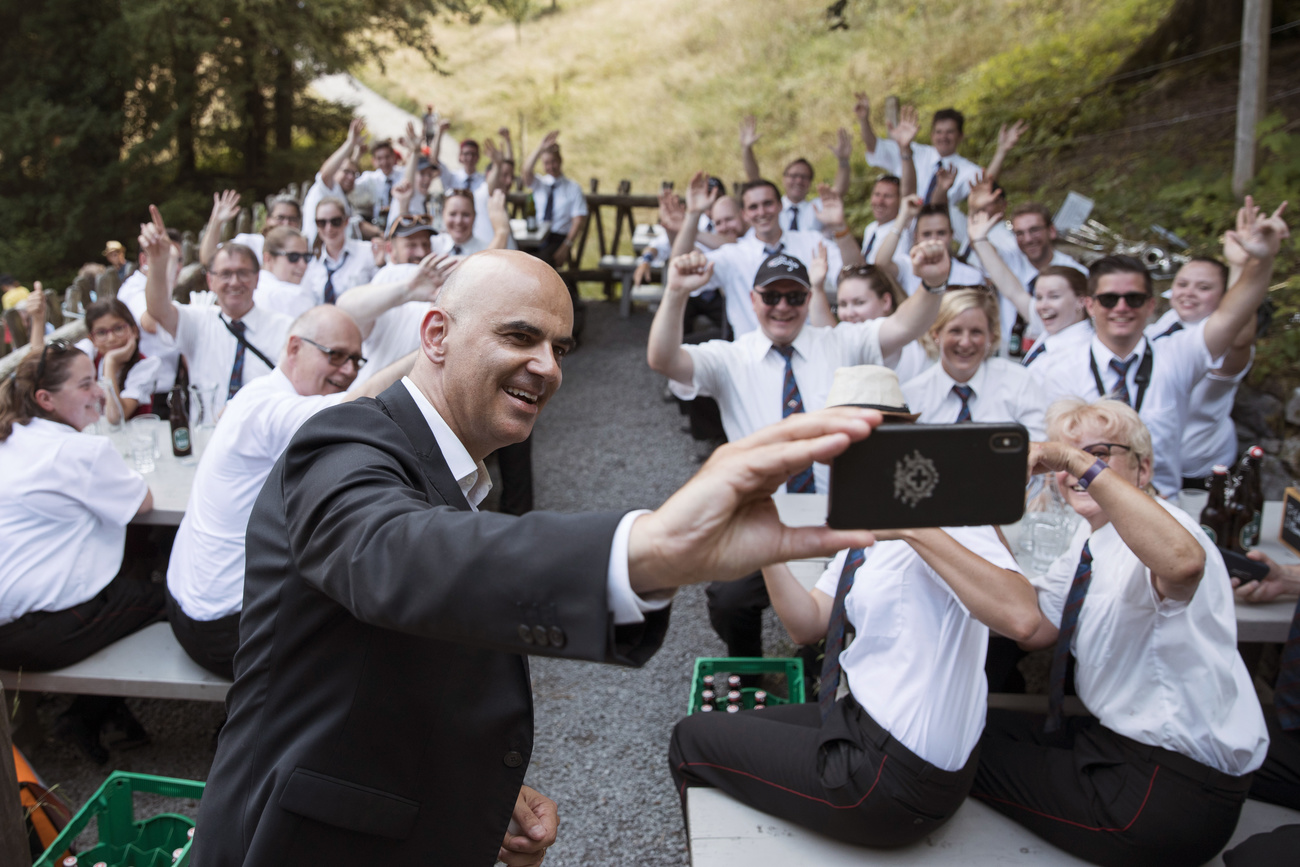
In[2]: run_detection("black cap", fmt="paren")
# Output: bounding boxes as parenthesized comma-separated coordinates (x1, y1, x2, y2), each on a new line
(754, 252, 811, 290)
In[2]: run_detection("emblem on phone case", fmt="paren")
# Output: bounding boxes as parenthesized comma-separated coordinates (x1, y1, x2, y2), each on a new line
(894, 450, 939, 507)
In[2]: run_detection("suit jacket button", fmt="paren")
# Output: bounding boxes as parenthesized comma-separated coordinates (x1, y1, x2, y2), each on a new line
(532, 625, 550, 647)
(504, 751, 524, 768)
(518, 625, 534, 644)
(548, 626, 566, 648)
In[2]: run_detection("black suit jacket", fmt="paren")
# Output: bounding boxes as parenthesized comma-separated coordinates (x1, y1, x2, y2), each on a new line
(193, 382, 670, 866)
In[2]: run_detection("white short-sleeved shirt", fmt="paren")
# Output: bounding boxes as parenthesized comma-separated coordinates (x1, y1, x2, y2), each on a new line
(1032, 500, 1268, 775)
(779, 196, 824, 233)
(1021, 317, 1093, 378)
(253, 273, 317, 320)
(302, 173, 352, 247)
(468, 186, 518, 250)
(865, 140, 981, 242)
(431, 234, 488, 257)
(439, 163, 485, 193)
(75, 340, 166, 408)
(887, 340, 935, 385)
(115, 271, 179, 391)
(861, 218, 914, 279)
(356, 169, 399, 220)
(302, 240, 377, 304)
(167, 369, 346, 620)
(0, 418, 149, 624)
(171, 303, 293, 413)
(816, 526, 1023, 770)
(670, 320, 886, 492)
(529, 175, 589, 235)
(704, 229, 845, 337)
(355, 300, 426, 386)
(903, 357, 1047, 439)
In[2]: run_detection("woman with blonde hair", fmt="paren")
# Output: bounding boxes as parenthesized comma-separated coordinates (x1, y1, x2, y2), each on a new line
(971, 398, 1268, 867)
(902, 287, 1046, 438)
(303, 195, 376, 305)
(254, 226, 317, 319)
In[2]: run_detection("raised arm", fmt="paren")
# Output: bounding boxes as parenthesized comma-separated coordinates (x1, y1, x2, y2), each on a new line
(813, 183, 865, 269)
(498, 126, 514, 163)
(829, 127, 852, 197)
(669, 172, 718, 259)
(199, 190, 241, 267)
(876, 238, 948, 357)
(761, 562, 833, 645)
(854, 92, 877, 155)
(968, 208, 1032, 319)
(320, 118, 366, 188)
(486, 189, 511, 250)
(890, 105, 920, 199)
(739, 115, 762, 182)
(522, 130, 559, 187)
(647, 252, 711, 384)
(335, 253, 457, 339)
(141, 205, 180, 337)
(983, 120, 1027, 186)
(1202, 198, 1288, 360)
(872, 194, 920, 279)
(927, 165, 957, 208)
(805, 242, 835, 327)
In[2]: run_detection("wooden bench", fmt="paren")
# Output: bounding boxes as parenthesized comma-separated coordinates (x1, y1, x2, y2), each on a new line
(686, 788, 1300, 866)
(0, 622, 230, 703)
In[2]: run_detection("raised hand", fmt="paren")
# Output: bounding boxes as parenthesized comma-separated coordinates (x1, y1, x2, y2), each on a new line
(401, 120, 421, 154)
(346, 117, 367, 147)
(410, 252, 458, 302)
(488, 189, 510, 234)
(910, 238, 952, 289)
(853, 92, 871, 123)
(933, 164, 958, 194)
(684, 170, 720, 214)
(210, 189, 241, 224)
(808, 242, 829, 288)
(966, 171, 1004, 216)
(24, 282, 46, 328)
(391, 179, 414, 207)
(898, 193, 923, 225)
(966, 208, 1003, 243)
(830, 127, 852, 162)
(888, 104, 920, 150)
(997, 119, 1028, 153)
(658, 189, 686, 234)
(538, 130, 560, 152)
(483, 138, 503, 163)
(813, 182, 846, 230)
(666, 250, 715, 295)
(498, 126, 512, 140)
(739, 115, 761, 149)
(139, 204, 173, 265)
(1226, 196, 1290, 261)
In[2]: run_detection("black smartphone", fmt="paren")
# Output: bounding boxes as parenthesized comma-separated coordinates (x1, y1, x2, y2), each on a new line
(1217, 547, 1269, 586)
(827, 422, 1029, 530)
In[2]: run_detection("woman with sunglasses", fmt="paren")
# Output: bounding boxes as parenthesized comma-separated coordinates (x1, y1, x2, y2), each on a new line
(69, 299, 164, 423)
(0, 342, 162, 763)
(971, 398, 1267, 866)
(253, 226, 318, 319)
(303, 196, 376, 305)
(834, 263, 932, 383)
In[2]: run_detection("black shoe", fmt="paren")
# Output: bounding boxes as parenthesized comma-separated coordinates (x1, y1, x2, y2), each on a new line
(53, 711, 108, 765)
(102, 701, 151, 751)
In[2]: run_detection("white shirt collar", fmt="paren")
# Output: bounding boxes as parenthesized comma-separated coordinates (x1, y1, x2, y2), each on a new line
(400, 376, 492, 508)
(934, 358, 988, 395)
(1090, 332, 1147, 366)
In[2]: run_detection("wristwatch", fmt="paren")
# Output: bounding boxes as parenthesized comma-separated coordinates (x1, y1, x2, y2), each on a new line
(921, 280, 947, 294)
(1077, 458, 1109, 490)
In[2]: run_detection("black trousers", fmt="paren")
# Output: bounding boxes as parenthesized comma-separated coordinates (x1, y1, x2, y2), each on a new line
(669, 694, 978, 848)
(496, 436, 534, 516)
(1249, 705, 1300, 810)
(1223, 823, 1300, 866)
(165, 590, 239, 680)
(0, 573, 165, 672)
(533, 232, 569, 268)
(972, 710, 1252, 867)
(706, 571, 767, 659)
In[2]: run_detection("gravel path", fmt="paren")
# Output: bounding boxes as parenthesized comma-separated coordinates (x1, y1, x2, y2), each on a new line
(17, 299, 784, 865)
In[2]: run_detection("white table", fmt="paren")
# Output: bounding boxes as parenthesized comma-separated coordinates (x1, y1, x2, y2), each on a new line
(102, 418, 198, 526)
(510, 218, 552, 250)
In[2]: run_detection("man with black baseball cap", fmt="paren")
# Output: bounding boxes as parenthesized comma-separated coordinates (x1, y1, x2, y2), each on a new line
(649, 243, 951, 659)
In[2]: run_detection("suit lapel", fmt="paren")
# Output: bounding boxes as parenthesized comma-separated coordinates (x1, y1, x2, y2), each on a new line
(375, 382, 473, 512)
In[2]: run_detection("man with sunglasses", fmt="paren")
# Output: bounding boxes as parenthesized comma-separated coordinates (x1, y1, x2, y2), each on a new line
(649, 244, 949, 659)
(1039, 198, 1288, 496)
(166, 306, 415, 679)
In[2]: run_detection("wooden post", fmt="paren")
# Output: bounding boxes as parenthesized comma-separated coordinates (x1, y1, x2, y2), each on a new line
(884, 96, 900, 131)
(1232, 0, 1271, 199)
(0, 687, 33, 867)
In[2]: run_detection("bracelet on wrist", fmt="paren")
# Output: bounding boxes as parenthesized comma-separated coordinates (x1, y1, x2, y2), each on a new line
(1076, 458, 1108, 490)
(921, 280, 947, 294)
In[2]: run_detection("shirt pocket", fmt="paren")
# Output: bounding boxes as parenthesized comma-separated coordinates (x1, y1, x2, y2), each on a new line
(845, 568, 905, 647)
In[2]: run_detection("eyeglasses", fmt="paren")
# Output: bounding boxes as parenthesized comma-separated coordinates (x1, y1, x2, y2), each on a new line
(271, 251, 311, 264)
(384, 214, 434, 240)
(34, 339, 75, 389)
(300, 337, 367, 370)
(91, 322, 130, 340)
(315, 216, 346, 229)
(210, 268, 258, 282)
(1080, 442, 1132, 462)
(1092, 292, 1151, 309)
(757, 289, 809, 307)
(783, 172, 812, 182)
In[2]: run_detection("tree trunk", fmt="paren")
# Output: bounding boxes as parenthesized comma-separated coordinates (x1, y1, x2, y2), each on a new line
(273, 49, 293, 151)
(173, 42, 198, 183)
(241, 27, 267, 182)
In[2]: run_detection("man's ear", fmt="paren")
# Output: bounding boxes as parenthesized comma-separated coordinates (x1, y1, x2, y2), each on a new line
(421, 307, 450, 362)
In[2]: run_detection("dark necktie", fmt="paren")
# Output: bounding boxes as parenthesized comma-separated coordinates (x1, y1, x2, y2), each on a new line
(322, 251, 348, 304)
(863, 229, 876, 257)
(953, 384, 974, 422)
(1046, 542, 1093, 732)
(1154, 320, 1184, 340)
(775, 344, 814, 493)
(788, 206, 800, 231)
(1022, 342, 1047, 367)
(1108, 356, 1136, 406)
(1276, 599, 1300, 731)
(383, 174, 393, 207)
(820, 547, 866, 723)
(228, 319, 247, 400)
(763, 241, 784, 257)
(1028, 274, 1039, 296)
(923, 162, 944, 204)
(452, 244, 463, 255)
(543, 182, 557, 222)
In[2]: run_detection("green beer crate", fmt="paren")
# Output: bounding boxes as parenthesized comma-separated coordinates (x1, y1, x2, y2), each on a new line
(688, 657, 805, 714)
(35, 771, 204, 867)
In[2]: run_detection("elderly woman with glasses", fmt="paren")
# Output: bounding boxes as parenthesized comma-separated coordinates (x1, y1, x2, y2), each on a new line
(0, 342, 161, 763)
(971, 398, 1268, 867)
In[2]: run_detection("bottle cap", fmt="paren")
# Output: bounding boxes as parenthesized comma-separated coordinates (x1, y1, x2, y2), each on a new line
(1248, 446, 1263, 459)
(725, 704, 741, 713)
(1212, 465, 1228, 475)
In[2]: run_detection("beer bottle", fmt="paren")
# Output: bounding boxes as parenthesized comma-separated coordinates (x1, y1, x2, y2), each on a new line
(1224, 473, 1250, 554)
(168, 383, 192, 458)
(1235, 446, 1265, 550)
(524, 192, 538, 233)
(1008, 315, 1027, 358)
(1199, 466, 1230, 545)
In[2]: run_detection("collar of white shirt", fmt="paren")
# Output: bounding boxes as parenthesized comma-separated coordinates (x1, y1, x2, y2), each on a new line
(400, 376, 492, 508)
(933, 357, 989, 397)
(1090, 332, 1147, 367)
(750, 325, 817, 365)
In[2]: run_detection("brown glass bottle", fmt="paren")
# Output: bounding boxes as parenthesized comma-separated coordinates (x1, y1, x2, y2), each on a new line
(1199, 466, 1230, 546)
(168, 383, 192, 458)
(1234, 446, 1265, 550)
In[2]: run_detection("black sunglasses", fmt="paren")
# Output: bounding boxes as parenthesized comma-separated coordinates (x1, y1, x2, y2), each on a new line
(271, 251, 310, 264)
(1092, 292, 1151, 309)
(757, 289, 809, 307)
(300, 337, 367, 369)
(315, 216, 346, 229)
(384, 214, 434, 240)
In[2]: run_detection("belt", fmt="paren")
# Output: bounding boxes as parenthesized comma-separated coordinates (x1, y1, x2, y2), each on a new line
(1108, 729, 1253, 793)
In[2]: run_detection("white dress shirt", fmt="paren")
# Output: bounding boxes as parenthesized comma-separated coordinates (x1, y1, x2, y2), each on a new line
(903, 357, 1047, 439)
(703, 229, 845, 337)
(529, 175, 589, 235)
(860, 218, 914, 279)
(357, 168, 398, 220)
(168, 369, 347, 621)
(816, 525, 1023, 771)
(438, 163, 486, 193)
(865, 140, 981, 242)
(301, 172, 352, 247)
(398, 378, 666, 626)
(1032, 499, 1268, 776)
(354, 301, 427, 386)
(75, 340, 166, 409)
(171, 302, 293, 413)
(670, 320, 886, 492)
(779, 196, 824, 233)
(887, 340, 935, 385)
(0, 418, 149, 624)
(253, 273, 317, 320)
(302, 240, 377, 304)
(1022, 317, 1094, 384)
(431, 234, 489, 257)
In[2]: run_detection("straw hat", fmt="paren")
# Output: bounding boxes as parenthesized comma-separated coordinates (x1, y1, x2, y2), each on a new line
(825, 365, 921, 420)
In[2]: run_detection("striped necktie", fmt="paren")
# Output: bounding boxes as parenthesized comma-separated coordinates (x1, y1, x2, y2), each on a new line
(227, 319, 247, 400)
(1275, 599, 1300, 730)
(953, 384, 974, 422)
(775, 344, 814, 493)
(1022, 341, 1047, 367)
(1046, 541, 1093, 732)
(820, 547, 866, 723)
(1108, 356, 1136, 406)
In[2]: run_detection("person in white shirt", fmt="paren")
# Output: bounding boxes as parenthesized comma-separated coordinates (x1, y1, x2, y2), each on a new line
(303, 196, 377, 304)
(649, 244, 949, 659)
(198, 191, 302, 267)
(143, 207, 295, 413)
(860, 174, 915, 278)
(356, 137, 401, 227)
(385, 133, 443, 235)
(739, 115, 851, 233)
(1017, 266, 1095, 388)
(302, 118, 379, 245)
(439, 137, 486, 192)
(903, 289, 1046, 438)
(834, 263, 931, 383)
(73, 300, 164, 422)
(1145, 255, 1256, 487)
(669, 365, 1040, 847)
(0, 342, 159, 763)
(254, 227, 317, 319)
(522, 130, 589, 268)
(972, 398, 1269, 867)
(1037, 198, 1285, 496)
(474, 135, 518, 247)
(116, 228, 182, 392)
(429, 189, 511, 257)
(165, 305, 415, 679)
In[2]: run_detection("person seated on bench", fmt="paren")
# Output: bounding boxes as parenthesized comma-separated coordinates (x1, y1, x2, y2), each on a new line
(73, 299, 165, 424)
(971, 398, 1269, 867)
(253, 226, 318, 320)
(667, 364, 1041, 847)
(163, 303, 417, 680)
(0, 341, 160, 764)
(428, 189, 512, 258)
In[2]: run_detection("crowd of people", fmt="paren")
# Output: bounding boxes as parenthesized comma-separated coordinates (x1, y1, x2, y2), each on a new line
(0, 92, 1297, 866)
